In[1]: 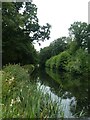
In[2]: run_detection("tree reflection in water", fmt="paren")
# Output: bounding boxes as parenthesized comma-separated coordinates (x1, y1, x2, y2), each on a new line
(30, 67, 89, 117)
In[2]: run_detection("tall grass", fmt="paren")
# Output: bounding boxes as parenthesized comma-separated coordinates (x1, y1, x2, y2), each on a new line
(0, 71, 2, 118)
(2, 64, 64, 118)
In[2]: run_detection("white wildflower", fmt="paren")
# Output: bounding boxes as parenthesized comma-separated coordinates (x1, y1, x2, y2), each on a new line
(20, 89, 22, 92)
(9, 77, 14, 85)
(10, 99, 15, 107)
(5, 79, 8, 81)
(16, 96, 21, 103)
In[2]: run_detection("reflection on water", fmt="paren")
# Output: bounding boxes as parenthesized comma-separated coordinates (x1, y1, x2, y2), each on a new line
(30, 67, 89, 118)
(37, 81, 75, 118)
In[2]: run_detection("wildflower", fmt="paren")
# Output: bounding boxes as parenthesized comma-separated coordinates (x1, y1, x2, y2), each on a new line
(16, 96, 21, 103)
(20, 89, 22, 92)
(10, 77, 14, 81)
(10, 99, 15, 107)
(5, 79, 8, 82)
(9, 77, 14, 85)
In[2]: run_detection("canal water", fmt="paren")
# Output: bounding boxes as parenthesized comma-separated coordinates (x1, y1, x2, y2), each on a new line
(30, 67, 89, 118)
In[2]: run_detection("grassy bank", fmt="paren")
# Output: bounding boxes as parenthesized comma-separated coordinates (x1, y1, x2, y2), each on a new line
(1, 64, 64, 118)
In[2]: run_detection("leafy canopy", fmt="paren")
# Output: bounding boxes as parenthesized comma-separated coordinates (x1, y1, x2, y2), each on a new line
(2, 2, 51, 65)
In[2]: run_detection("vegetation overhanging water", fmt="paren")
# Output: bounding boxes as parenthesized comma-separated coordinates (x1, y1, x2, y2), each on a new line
(1, 1, 90, 119)
(1, 64, 89, 118)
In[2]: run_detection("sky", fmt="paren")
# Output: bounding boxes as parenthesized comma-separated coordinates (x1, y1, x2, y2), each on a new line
(33, 0, 89, 51)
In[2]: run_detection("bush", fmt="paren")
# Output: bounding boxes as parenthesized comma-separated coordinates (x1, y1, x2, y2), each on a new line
(66, 59, 81, 74)
(23, 64, 35, 74)
(50, 56, 57, 69)
(45, 56, 58, 69)
(56, 51, 71, 71)
(76, 49, 88, 72)
(66, 48, 89, 74)
(45, 59, 51, 68)
(45, 48, 89, 74)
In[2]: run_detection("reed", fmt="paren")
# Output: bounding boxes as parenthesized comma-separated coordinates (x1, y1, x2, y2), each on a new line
(2, 64, 64, 118)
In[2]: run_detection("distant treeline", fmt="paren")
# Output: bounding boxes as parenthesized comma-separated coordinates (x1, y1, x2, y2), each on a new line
(39, 22, 90, 74)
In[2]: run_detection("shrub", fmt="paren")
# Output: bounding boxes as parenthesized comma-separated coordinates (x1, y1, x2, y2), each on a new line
(56, 51, 71, 71)
(66, 48, 89, 74)
(66, 59, 81, 74)
(75, 48, 88, 73)
(45, 59, 51, 68)
(45, 56, 58, 69)
(23, 64, 35, 74)
(50, 56, 57, 69)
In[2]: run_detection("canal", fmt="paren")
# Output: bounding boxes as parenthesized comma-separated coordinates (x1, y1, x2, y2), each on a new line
(30, 67, 89, 118)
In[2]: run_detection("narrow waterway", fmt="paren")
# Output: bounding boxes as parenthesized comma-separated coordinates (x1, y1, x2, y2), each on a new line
(30, 67, 89, 118)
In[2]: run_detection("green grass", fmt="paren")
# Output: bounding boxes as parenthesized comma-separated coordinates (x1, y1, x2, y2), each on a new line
(0, 71, 2, 119)
(22, 64, 35, 74)
(1, 64, 64, 118)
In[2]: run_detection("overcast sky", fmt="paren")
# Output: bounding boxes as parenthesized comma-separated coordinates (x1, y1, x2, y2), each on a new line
(33, 0, 89, 51)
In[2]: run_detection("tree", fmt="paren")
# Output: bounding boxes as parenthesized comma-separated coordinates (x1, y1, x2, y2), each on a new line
(2, 2, 51, 65)
(69, 22, 89, 50)
(50, 37, 69, 56)
(39, 47, 52, 67)
(39, 36, 70, 67)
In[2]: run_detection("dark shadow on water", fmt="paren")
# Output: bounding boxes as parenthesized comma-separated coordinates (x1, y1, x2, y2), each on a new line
(30, 67, 89, 117)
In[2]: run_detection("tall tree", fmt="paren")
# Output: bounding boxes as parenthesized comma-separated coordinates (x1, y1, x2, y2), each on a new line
(69, 22, 89, 50)
(50, 37, 69, 56)
(2, 2, 51, 65)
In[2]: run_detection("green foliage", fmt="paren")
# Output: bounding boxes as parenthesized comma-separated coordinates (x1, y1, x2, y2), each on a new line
(66, 48, 89, 74)
(50, 37, 69, 56)
(45, 47, 89, 74)
(45, 58, 51, 68)
(50, 56, 58, 69)
(45, 51, 71, 71)
(23, 64, 35, 74)
(68, 40, 78, 54)
(45, 67, 88, 117)
(45, 56, 56, 68)
(45, 22, 89, 74)
(39, 36, 70, 67)
(76, 49, 88, 72)
(39, 47, 52, 67)
(2, 2, 51, 65)
(69, 21, 89, 50)
(2, 64, 64, 118)
(56, 51, 71, 71)
(88, 54, 90, 72)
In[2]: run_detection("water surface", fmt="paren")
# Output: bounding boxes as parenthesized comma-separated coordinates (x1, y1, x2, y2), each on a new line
(30, 67, 89, 118)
